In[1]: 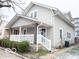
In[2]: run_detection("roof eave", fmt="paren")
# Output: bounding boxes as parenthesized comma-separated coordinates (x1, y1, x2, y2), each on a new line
(55, 11, 74, 28)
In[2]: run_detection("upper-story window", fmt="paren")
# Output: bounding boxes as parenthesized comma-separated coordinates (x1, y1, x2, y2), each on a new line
(30, 10, 38, 19)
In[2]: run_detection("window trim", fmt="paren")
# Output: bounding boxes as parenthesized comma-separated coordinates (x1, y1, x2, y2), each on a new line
(30, 10, 38, 19)
(59, 28, 63, 39)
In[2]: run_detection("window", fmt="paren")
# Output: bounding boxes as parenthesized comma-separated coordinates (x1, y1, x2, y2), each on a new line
(67, 32, 71, 38)
(41, 29, 46, 37)
(76, 30, 79, 36)
(60, 29, 63, 39)
(24, 30, 27, 34)
(14, 30, 19, 35)
(30, 10, 37, 18)
(34, 11, 37, 18)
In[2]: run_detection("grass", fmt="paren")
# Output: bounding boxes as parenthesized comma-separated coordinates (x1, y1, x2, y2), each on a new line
(20, 49, 49, 59)
(36, 49, 48, 56)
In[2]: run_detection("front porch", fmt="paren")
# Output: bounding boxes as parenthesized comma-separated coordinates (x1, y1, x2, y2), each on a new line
(7, 24, 51, 51)
(5, 15, 52, 51)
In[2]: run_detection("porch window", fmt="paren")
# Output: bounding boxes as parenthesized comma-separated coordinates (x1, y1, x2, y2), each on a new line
(14, 30, 19, 35)
(24, 30, 27, 34)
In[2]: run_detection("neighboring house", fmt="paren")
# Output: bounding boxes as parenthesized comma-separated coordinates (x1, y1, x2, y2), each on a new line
(63, 11, 74, 23)
(0, 20, 8, 38)
(74, 17, 79, 37)
(4, 2, 74, 51)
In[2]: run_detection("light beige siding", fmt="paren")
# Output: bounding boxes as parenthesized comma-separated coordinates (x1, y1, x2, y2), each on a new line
(53, 16, 74, 47)
(26, 5, 54, 26)
(12, 18, 33, 28)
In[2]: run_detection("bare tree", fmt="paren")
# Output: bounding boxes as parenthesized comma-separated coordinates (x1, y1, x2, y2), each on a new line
(0, 0, 25, 13)
(0, 0, 11, 8)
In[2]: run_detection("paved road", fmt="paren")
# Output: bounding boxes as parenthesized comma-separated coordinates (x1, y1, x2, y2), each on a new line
(0, 49, 23, 59)
(54, 53, 79, 59)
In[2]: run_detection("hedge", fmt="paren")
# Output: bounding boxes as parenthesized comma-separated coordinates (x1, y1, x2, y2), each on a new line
(0, 39, 30, 53)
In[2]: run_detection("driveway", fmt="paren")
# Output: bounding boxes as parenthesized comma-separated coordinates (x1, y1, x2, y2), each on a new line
(54, 52, 79, 59)
(54, 45, 79, 59)
(39, 45, 79, 59)
(0, 49, 23, 59)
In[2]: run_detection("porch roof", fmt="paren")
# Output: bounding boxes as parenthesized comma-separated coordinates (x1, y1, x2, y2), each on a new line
(5, 14, 52, 29)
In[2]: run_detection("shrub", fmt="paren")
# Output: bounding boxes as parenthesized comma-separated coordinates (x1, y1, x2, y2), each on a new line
(0, 39, 10, 48)
(16, 41, 29, 53)
(0, 39, 30, 53)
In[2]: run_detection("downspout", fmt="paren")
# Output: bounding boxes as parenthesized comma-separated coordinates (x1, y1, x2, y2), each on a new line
(37, 22, 42, 44)
(34, 22, 42, 51)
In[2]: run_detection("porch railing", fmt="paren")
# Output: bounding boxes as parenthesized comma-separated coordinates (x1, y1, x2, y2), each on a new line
(10, 34, 34, 43)
(37, 34, 51, 51)
(10, 34, 51, 51)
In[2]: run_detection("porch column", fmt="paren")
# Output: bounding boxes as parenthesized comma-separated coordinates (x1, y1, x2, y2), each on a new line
(19, 26, 22, 35)
(8, 28, 11, 39)
(12, 28, 14, 34)
(34, 23, 39, 44)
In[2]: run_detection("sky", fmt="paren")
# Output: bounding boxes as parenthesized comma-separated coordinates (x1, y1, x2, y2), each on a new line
(0, 0, 79, 21)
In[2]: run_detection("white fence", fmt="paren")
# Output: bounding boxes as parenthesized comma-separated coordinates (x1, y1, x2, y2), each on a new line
(10, 34, 34, 43)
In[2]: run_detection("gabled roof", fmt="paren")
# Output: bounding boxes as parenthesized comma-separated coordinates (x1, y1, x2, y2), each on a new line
(23, 2, 74, 27)
(5, 14, 41, 28)
(6, 14, 52, 28)
(6, 2, 74, 28)
(56, 10, 74, 27)
(23, 1, 58, 15)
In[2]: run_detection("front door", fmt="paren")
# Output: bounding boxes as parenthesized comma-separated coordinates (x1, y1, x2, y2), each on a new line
(39, 28, 47, 37)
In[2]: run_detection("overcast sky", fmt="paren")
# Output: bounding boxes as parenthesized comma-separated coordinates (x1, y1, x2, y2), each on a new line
(0, 0, 79, 21)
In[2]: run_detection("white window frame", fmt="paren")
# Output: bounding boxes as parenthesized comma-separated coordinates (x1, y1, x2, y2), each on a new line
(59, 28, 63, 39)
(67, 32, 71, 39)
(30, 10, 38, 19)
(23, 28, 27, 34)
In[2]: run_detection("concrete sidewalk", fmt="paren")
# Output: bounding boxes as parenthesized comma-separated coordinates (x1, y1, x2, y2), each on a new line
(39, 44, 79, 59)
(0, 48, 24, 59)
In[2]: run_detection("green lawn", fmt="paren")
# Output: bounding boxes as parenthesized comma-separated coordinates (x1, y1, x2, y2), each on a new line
(20, 49, 49, 59)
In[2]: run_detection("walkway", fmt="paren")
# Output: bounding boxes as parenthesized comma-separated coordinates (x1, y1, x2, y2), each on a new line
(0, 48, 25, 59)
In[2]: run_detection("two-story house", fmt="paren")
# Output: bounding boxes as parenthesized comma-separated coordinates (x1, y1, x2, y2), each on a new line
(3, 2, 74, 51)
